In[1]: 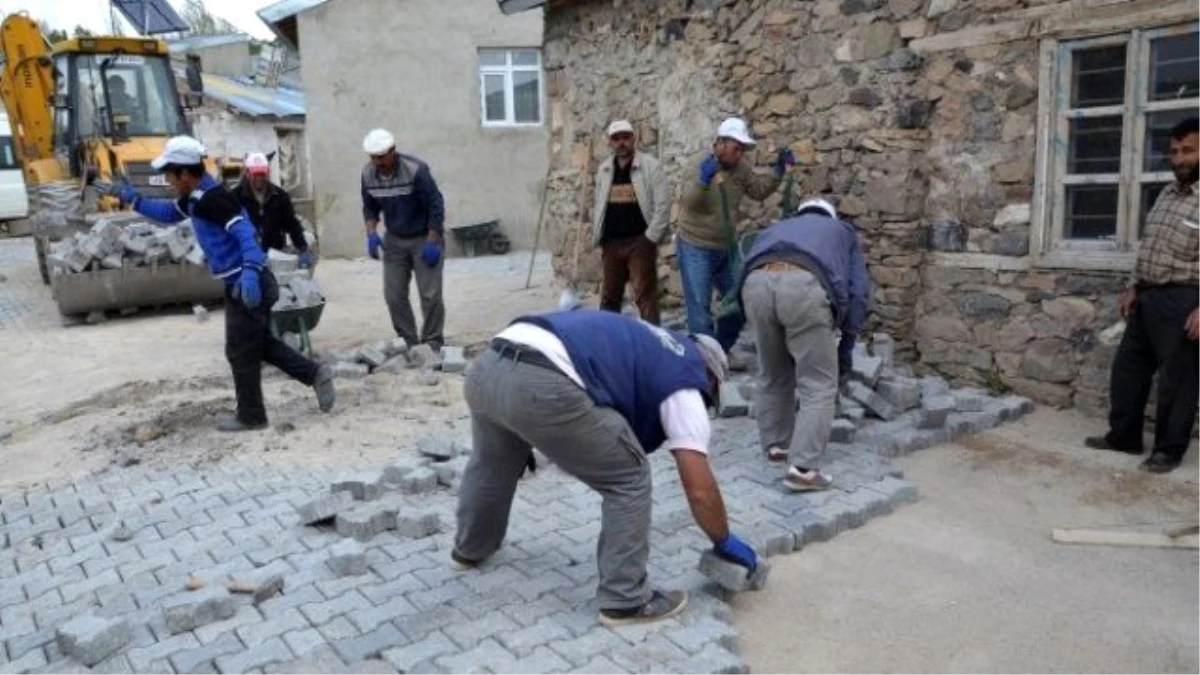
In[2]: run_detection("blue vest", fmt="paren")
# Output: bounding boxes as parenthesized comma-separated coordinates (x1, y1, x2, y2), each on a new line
(517, 310, 710, 453)
(184, 177, 262, 280)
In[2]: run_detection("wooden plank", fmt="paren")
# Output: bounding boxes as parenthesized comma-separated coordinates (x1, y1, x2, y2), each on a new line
(1051, 527, 1200, 549)
(910, 20, 1035, 53)
(1041, 1, 1198, 38)
(995, 0, 1132, 23)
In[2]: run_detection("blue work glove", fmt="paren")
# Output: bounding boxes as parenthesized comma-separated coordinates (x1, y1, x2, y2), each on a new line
(116, 180, 140, 206)
(773, 148, 796, 177)
(237, 268, 262, 309)
(421, 240, 442, 267)
(367, 233, 382, 260)
(698, 154, 721, 186)
(713, 533, 758, 572)
(298, 251, 315, 269)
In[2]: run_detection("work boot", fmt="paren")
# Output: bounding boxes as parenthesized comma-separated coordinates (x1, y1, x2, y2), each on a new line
(599, 590, 688, 627)
(216, 414, 268, 433)
(1139, 452, 1181, 474)
(313, 365, 336, 413)
(1084, 435, 1142, 455)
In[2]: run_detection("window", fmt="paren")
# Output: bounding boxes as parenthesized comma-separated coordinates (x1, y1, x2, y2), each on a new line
(478, 49, 542, 127)
(1037, 25, 1198, 261)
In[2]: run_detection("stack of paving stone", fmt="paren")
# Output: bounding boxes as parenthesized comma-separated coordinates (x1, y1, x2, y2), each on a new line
(270, 274, 326, 312)
(325, 338, 467, 381)
(46, 213, 205, 276)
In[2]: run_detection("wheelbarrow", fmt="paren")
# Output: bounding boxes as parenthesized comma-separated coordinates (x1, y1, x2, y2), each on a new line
(448, 220, 511, 257)
(269, 301, 325, 357)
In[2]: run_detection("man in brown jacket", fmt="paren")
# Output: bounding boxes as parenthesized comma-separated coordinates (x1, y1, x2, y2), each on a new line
(676, 117, 793, 351)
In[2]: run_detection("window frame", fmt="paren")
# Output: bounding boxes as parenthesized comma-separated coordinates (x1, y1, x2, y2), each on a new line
(478, 48, 544, 128)
(1032, 23, 1198, 269)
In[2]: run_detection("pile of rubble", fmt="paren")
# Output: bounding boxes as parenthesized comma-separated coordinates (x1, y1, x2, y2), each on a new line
(325, 337, 467, 383)
(47, 213, 205, 276)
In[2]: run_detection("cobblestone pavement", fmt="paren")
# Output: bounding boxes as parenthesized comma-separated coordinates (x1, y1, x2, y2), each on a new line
(0, 395, 1034, 675)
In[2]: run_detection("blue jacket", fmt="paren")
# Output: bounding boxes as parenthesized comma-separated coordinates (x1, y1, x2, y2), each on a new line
(738, 213, 871, 336)
(516, 310, 710, 453)
(133, 175, 265, 283)
(361, 153, 445, 238)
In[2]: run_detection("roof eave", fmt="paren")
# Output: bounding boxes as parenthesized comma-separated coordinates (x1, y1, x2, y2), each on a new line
(497, 0, 547, 15)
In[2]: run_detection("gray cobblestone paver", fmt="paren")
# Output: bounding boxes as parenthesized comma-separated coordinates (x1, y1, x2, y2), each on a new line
(0, 397, 1034, 673)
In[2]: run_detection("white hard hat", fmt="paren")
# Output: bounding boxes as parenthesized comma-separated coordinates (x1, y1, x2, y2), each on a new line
(796, 198, 837, 219)
(245, 152, 270, 175)
(363, 128, 396, 156)
(692, 334, 729, 382)
(607, 119, 635, 137)
(715, 117, 755, 147)
(151, 136, 206, 170)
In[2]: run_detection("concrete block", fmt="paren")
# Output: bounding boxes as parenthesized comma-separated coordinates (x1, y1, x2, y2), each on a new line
(162, 588, 237, 635)
(357, 345, 388, 369)
(851, 352, 884, 387)
(64, 243, 92, 273)
(876, 378, 922, 411)
(331, 471, 386, 501)
(56, 615, 130, 666)
(184, 244, 206, 267)
(394, 510, 442, 539)
(408, 344, 438, 369)
(952, 389, 988, 412)
(192, 304, 209, 323)
(267, 249, 299, 273)
(434, 456, 469, 487)
(845, 381, 897, 420)
(918, 395, 955, 429)
(829, 419, 856, 444)
(440, 346, 467, 374)
(327, 540, 369, 577)
(870, 333, 895, 367)
(920, 376, 951, 401)
(717, 382, 750, 418)
(166, 230, 192, 261)
(697, 551, 770, 592)
(397, 467, 439, 495)
(335, 502, 399, 542)
(376, 356, 409, 375)
(382, 457, 428, 483)
(332, 362, 369, 379)
(296, 493, 352, 526)
(998, 395, 1034, 418)
(99, 254, 123, 269)
(417, 437, 454, 462)
(289, 278, 325, 307)
(383, 338, 409, 358)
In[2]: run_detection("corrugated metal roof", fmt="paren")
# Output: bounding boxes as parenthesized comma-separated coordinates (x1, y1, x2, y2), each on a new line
(201, 72, 305, 118)
(496, 0, 546, 14)
(256, 0, 331, 24)
(166, 33, 252, 52)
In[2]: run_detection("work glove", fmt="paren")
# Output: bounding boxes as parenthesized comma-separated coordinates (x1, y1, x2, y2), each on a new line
(698, 154, 721, 186)
(713, 533, 758, 572)
(298, 251, 315, 269)
(367, 233, 382, 260)
(773, 148, 796, 177)
(236, 268, 262, 309)
(115, 180, 140, 206)
(838, 333, 855, 386)
(421, 240, 442, 267)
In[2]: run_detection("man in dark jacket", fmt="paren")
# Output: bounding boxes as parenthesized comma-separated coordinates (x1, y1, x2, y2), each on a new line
(737, 198, 870, 491)
(236, 152, 313, 267)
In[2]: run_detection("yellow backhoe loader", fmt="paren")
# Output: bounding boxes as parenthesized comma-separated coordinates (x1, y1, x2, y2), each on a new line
(0, 13, 239, 317)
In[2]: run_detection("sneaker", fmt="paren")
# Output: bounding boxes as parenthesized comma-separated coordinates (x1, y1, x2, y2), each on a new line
(765, 446, 788, 463)
(449, 550, 479, 571)
(313, 365, 337, 413)
(216, 414, 268, 433)
(1084, 436, 1142, 455)
(1139, 452, 1181, 474)
(783, 465, 832, 492)
(599, 590, 688, 627)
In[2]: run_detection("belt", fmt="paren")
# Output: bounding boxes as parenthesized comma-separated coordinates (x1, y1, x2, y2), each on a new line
(490, 338, 559, 372)
(758, 261, 812, 274)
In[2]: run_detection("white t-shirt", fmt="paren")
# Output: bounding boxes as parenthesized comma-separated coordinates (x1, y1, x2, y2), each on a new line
(495, 322, 712, 455)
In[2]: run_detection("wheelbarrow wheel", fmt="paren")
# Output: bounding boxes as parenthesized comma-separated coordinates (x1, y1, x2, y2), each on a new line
(488, 232, 511, 255)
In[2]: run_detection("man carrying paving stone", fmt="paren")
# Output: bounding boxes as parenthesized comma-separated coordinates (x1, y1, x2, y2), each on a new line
(736, 198, 870, 491)
(451, 309, 762, 625)
(115, 136, 336, 431)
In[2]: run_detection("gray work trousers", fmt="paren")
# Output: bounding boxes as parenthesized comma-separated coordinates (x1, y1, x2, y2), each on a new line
(382, 232, 444, 349)
(742, 268, 838, 469)
(454, 349, 653, 610)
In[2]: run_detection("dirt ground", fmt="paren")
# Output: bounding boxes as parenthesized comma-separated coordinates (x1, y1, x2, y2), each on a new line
(732, 408, 1200, 673)
(0, 240, 559, 489)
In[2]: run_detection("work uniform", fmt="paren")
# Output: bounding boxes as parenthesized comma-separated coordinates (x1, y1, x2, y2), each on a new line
(737, 213, 871, 469)
(1103, 180, 1199, 462)
(235, 178, 309, 253)
(592, 152, 670, 324)
(134, 174, 321, 426)
(454, 310, 712, 610)
(361, 152, 447, 349)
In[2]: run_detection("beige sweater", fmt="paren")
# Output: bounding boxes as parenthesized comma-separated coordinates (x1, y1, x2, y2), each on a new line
(676, 152, 782, 250)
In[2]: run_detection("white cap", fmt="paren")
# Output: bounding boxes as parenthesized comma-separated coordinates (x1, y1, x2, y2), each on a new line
(151, 136, 206, 170)
(245, 152, 270, 175)
(692, 334, 729, 382)
(715, 117, 755, 146)
(363, 128, 395, 155)
(796, 198, 837, 219)
(607, 119, 635, 137)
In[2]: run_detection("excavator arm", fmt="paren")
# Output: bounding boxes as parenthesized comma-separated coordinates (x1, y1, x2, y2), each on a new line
(0, 13, 54, 175)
